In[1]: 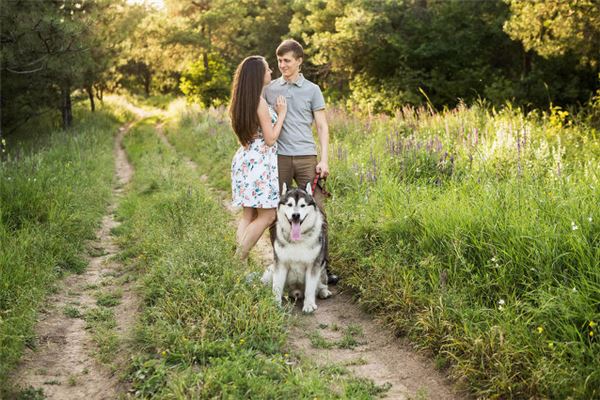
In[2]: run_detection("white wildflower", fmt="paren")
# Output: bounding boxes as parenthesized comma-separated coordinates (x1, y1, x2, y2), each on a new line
(571, 221, 578, 230)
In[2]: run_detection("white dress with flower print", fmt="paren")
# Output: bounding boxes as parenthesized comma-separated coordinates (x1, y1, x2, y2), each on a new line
(231, 106, 279, 208)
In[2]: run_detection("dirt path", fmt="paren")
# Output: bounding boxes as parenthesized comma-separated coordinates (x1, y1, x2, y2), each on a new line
(12, 123, 137, 399)
(256, 239, 460, 399)
(155, 125, 462, 400)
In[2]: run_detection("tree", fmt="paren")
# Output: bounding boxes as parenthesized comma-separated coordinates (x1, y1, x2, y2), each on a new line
(504, 0, 600, 68)
(117, 8, 194, 96)
(1, 0, 129, 131)
(81, 1, 138, 111)
(161, 0, 293, 104)
(180, 52, 230, 106)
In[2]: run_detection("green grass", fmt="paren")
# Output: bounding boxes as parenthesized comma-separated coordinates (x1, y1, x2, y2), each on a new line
(309, 324, 365, 350)
(326, 104, 600, 399)
(162, 99, 235, 192)
(84, 305, 119, 364)
(63, 305, 83, 319)
(337, 324, 365, 350)
(308, 330, 335, 349)
(0, 104, 124, 393)
(163, 99, 600, 399)
(95, 290, 122, 307)
(115, 118, 386, 398)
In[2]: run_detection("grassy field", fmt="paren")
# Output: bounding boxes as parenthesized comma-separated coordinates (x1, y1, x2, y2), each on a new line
(115, 118, 386, 398)
(0, 105, 124, 391)
(162, 99, 600, 399)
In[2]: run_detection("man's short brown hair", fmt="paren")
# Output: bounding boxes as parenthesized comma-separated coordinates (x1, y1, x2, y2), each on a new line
(276, 39, 304, 60)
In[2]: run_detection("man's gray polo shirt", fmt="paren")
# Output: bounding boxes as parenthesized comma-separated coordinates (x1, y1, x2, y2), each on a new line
(263, 74, 325, 156)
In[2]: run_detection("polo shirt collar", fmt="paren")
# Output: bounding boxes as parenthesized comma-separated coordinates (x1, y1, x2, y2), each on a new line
(280, 73, 305, 87)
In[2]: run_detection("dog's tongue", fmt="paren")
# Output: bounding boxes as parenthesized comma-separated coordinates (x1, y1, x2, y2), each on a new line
(291, 221, 302, 241)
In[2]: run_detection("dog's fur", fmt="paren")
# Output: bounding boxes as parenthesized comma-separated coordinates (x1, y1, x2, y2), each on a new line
(261, 182, 331, 313)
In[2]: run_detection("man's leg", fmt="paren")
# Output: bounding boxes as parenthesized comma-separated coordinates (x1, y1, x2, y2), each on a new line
(291, 156, 338, 285)
(269, 155, 294, 246)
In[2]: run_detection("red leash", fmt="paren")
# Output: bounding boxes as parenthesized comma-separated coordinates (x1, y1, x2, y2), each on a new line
(311, 175, 331, 198)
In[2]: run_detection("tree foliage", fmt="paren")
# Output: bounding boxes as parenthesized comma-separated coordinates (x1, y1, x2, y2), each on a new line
(504, 0, 600, 67)
(180, 52, 230, 107)
(1, 0, 135, 133)
(2, 0, 598, 133)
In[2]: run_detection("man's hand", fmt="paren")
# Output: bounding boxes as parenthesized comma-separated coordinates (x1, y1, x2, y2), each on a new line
(316, 160, 329, 178)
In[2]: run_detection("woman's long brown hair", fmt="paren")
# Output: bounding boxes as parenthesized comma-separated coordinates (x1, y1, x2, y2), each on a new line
(229, 56, 265, 147)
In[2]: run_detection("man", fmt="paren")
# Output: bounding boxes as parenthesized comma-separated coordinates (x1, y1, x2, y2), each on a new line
(264, 39, 338, 285)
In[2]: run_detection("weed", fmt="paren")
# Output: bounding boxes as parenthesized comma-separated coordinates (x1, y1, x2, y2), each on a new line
(308, 330, 335, 349)
(88, 246, 107, 257)
(84, 307, 115, 327)
(95, 290, 122, 307)
(63, 306, 82, 319)
(345, 357, 369, 366)
(13, 386, 46, 400)
(337, 324, 366, 349)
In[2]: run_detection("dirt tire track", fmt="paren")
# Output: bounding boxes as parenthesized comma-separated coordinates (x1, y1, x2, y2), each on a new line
(11, 123, 138, 399)
(156, 125, 464, 400)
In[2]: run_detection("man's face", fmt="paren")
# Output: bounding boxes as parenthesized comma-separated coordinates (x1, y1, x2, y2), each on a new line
(277, 51, 302, 80)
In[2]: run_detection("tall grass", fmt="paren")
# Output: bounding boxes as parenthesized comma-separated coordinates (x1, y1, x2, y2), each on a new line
(164, 99, 600, 398)
(0, 105, 122, 390)
(116, 118, 385, 398)
(326, 103, 599, 399)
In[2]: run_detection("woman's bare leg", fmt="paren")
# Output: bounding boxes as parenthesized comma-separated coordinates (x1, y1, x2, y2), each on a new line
(238, 208, 276, 260)
(237, 207, 257, 245)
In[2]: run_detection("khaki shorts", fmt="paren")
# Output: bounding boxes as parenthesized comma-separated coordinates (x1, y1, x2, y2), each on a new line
(277, 155, 326, 211)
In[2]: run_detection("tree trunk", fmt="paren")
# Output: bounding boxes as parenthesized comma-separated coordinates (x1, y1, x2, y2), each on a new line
(202, 25, 211, 80)
(85, 85, 95, 112)
(0, 120, 5, 160)
(143, 72, 151, 97)
(61, 85, 73, 129)
(94, 84, 104, 101)
(203, 51, 210, 79)
(522, 50, 532, 80)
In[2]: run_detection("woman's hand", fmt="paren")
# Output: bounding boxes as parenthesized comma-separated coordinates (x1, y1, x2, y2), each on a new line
(275, 95, 287, 116)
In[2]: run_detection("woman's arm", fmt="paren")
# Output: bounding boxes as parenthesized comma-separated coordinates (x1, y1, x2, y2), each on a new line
(258, 96, 286, 146)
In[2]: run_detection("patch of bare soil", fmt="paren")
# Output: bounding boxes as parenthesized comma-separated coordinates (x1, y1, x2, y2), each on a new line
(12, 124, 138, 399)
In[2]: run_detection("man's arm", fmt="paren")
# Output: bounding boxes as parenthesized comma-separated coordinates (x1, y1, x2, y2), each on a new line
(313, 109, 329, 178)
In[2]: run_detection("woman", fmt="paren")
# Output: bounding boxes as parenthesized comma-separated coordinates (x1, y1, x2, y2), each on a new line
(230, 56, 287, 260)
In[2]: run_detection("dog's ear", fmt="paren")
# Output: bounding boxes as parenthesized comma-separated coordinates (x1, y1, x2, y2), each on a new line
(305, 181, 312, 196)
(281, 182, 287, 196)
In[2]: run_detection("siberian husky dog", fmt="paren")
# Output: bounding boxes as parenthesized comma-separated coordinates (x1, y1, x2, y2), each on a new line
(261, 182, 331, 313)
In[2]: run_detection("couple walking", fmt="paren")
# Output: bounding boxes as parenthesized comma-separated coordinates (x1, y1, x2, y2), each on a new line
(229, 39, 337, 285)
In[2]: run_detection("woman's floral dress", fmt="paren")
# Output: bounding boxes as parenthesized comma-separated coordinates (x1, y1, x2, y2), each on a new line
(231, 106, 279, 208)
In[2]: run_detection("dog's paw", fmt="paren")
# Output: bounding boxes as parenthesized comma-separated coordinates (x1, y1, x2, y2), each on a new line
(318, 288, 332, 299)
(261, 264, 274, 285)
(302, 302, 318, 313)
